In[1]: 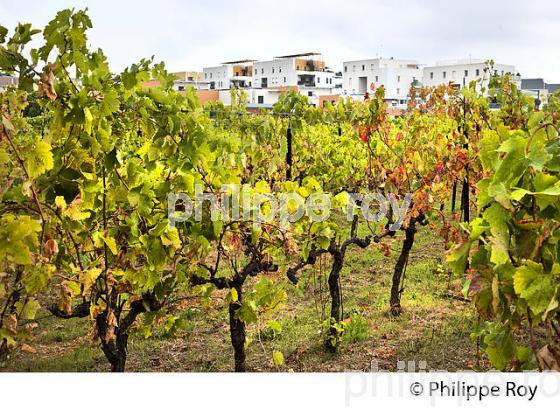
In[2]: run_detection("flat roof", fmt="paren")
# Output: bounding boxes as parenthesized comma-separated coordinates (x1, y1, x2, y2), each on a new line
(274, 52, 322, 58)
(343, 57, 419, 64)
(220, 59, 256, 64)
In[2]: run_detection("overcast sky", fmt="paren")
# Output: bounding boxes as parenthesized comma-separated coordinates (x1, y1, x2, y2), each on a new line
(1, 0, 559, 83)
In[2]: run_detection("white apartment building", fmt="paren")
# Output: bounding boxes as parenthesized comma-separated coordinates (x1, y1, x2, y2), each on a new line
(332, 71, 343, 95)
(422, 59, 517, 91)
(342, 57, 422, 106)
(203, 59, 255, 90)
(171, 71, 209, 91)
(251, 52, 336, 107)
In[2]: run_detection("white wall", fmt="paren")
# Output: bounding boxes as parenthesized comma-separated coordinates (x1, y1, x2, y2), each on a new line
(253, 57, 335, 89)
(203, 65, 232, 90)
(253, 58, 297, 88)
(247, 89, 281, 106)
(342, 58, 421, 101)
(422, 60, 516, 91)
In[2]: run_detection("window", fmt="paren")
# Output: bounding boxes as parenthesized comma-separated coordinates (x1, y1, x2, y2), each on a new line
(352, 65, 356, 72)
(344, 65, 347, 72)
(501, 70, 504, 76)
(284, 77, 286, 83)
(397, 75, 401, 82)
(476, 69, 480, 76)
(204, 73, 207, 79)
(317, 77, 320, 83)
(272, 68, 275, 73)
(261, 68, 264, 74)
(464, 70, 468, 77)
(397, 88, 400, 94)
(258, 95, 264, 104)
(371, 64, 374, 70)
(308, 91, 313, 96)
(375, 75, 378, 82)
(178, 86, 185, 91)
(210, 73, 213, 79)
(443, 71, 446, 79)
(362, 64, 365, 71)
(279, 68, 282, 73)
(430, 72, 433, 79)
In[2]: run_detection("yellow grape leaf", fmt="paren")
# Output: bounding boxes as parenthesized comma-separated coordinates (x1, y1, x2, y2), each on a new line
(102, 234, 118, 255)
(272, 350, 284, 366)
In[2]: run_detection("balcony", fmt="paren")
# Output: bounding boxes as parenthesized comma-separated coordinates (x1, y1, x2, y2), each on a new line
(295, 58, 326, 72)
(232, 65, 253, 77)
(231, 79, 251, 88)
(297, 74, 316, 87)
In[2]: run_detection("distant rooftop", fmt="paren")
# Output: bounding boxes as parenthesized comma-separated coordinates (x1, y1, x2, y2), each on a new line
(547, 84, 560, 93)
(274, 52, 322, 59)
(343, 56, 418, 63)
(520, 79, 560, 93)
(220, 59, 256, 65)
(522, 78, 546, 90)
(434, 58, 487, 66)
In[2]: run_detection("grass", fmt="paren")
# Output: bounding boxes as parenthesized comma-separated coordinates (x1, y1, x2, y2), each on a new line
(0, 221, 485, 372)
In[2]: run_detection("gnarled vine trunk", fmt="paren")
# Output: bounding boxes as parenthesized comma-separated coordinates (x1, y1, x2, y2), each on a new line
(390, 216, 417, 316)
(96, 313, 129, 372)
(228, 284, 246, 372)
(326, 250, 344, 352)
(50, 296, 153, 372)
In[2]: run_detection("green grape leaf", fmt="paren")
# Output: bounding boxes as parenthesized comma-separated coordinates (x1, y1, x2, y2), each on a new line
(25, 138, 53, 178)
(17, 297, 41, 320)
(513, 261, 555, 318)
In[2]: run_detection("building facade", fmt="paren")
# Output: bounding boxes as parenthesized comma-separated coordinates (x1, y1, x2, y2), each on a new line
(251, 52, 336, 107)
(203, 59, 255, 90)
(342, 57, 422, 106)
(422, 59, 517, 91)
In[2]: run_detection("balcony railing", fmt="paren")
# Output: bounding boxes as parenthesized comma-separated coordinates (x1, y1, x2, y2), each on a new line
(297, 74, 316, 87)
(297, 80, 316, 87)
